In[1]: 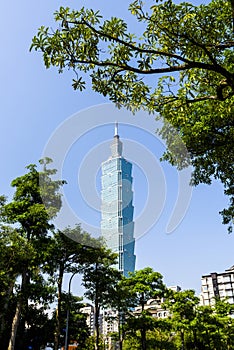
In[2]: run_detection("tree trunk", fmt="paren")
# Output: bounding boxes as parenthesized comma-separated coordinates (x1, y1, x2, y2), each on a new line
(181, 330, 185, 350)
(118, 310, 123, 350)
(94, 302, 100, 350)
(7, 302, 21, 350)
(205, 330, 211, 350)
(140, 326, 147, 350)
(54, 266, 64, 350)
(193, 329, 198, 350)
(140, 292, 146, 350)
(7, 269, 27, 350)
(94, 261, 100, 350)
(0, 278, 15, 342)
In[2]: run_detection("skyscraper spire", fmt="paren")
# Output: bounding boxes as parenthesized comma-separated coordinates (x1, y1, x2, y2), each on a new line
(114, 121, 118, 137)
(111, 122, 122, 157)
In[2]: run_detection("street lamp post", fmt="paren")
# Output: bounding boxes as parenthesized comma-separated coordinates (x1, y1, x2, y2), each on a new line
(64, 272, 77, 350)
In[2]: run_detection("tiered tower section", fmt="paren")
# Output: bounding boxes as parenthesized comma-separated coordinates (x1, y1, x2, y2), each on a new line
(101, 123, 135, 276)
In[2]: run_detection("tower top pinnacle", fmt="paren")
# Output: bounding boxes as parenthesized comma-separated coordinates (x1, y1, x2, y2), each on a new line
(114, 121, 118, 137)
(111, 122, 122, 157)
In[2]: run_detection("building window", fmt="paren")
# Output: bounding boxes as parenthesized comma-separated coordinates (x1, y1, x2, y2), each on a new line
(226, 290, 233, 296)
(119, 235, 123, 252)
(224, 275, 231, 283)
(119, 253, 123, 270)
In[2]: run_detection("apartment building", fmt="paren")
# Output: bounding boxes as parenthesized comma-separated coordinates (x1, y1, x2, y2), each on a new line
(200, 265, 234, 306)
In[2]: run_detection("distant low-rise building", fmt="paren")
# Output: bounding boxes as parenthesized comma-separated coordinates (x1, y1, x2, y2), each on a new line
(134, 298, 169, 318)
(102, 309, 119, 334)
(134, 286, 181, 318)
(80, 304, 94, 334)
(80, 304, 103, 336)
(200, 265, 234, 306)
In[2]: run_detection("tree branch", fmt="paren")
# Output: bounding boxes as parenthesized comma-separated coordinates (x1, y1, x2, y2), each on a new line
(61, 18, 234, 84)
(66, 18, 196, 65)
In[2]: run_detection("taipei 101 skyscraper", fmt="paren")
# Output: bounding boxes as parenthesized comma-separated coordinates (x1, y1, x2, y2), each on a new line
(101, 123, 136, 276)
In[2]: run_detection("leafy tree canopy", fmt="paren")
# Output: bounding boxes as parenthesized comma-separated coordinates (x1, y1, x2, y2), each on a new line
(0, 158, 65, 238)
(120, 267, 165, 308)
(0, 159, 65, 350)
(31, 0, 234, 231)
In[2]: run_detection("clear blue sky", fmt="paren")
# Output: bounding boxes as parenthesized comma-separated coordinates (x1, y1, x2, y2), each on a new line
(1, 0, 233, 295)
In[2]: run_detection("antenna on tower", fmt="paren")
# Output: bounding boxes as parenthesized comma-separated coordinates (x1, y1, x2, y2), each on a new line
(114, 121, 119, 137)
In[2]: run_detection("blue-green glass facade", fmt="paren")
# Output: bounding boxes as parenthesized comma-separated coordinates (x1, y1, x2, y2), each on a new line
(101, 128, 136, 276)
